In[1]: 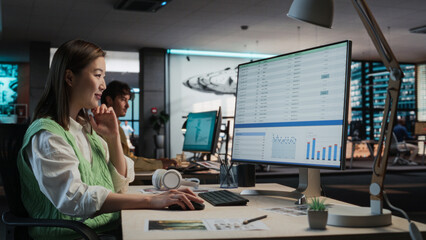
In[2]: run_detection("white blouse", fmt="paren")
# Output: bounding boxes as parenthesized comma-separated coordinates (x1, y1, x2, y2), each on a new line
(25, 117, 135, 220)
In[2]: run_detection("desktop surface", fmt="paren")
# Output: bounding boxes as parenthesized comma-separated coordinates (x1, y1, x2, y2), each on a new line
(122, 183, 426, 240)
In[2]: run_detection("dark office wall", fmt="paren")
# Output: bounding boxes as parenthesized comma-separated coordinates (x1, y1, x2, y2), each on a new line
(29, 42, 50, 119)
(139, 48, 168, 158)
(0, 42, 29, 62)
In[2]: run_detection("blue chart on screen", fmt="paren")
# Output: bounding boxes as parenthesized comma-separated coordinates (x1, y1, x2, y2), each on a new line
(271, 135, 296, 159)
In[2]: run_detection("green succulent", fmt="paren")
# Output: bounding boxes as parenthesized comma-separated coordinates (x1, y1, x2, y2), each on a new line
(307, 197, 326, 211)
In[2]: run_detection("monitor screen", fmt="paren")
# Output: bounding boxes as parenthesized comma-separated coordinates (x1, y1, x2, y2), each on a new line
(232, 41, 351, 169)
(183, 108, 222, 154)
(0, 63, 19, 124)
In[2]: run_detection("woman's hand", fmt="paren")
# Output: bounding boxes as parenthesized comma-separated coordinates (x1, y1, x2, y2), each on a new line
(149, 188, 204, 210)
(90, 104, 119, 140)
(91, 104, 127, 176)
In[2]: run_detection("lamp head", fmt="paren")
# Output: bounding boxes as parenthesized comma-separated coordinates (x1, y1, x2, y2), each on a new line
(287, 0, 334, 29)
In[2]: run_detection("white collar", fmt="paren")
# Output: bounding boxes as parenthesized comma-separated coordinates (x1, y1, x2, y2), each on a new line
(69, 116, 91, 134)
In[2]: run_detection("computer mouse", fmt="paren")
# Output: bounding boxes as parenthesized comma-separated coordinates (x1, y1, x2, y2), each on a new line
(166, 166, 177, 171)
(166, 165, 184, 171)
(168, 201, 205, 211)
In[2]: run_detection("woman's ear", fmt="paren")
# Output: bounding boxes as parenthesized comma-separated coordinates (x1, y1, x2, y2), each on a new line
(65, 69, 74, 87)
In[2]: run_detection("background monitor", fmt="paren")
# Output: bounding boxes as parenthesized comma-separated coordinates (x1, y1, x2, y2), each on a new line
(183, 107, 222, 155)
(232, 41, 351, 197)
(0, 63, 20, 123)
(414, 122, 426, 136)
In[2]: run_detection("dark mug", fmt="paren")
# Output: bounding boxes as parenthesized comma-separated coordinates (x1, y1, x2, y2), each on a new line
(237, 164, 256, 187)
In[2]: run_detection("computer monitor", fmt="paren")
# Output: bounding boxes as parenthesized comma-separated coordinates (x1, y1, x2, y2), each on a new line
(232, 40, 351, 199)
(183, 107, 222, 156)
(414, 122, 426, 136)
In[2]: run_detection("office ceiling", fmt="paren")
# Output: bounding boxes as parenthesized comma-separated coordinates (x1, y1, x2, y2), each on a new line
(1, 0, 426, 63)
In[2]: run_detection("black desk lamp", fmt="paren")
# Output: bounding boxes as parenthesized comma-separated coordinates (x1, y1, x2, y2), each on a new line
(287, 1, 422, 236)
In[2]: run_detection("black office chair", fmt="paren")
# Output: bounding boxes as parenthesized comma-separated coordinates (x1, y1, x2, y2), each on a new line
(0, 123, 100, 240)
(390, 132, 415, 166)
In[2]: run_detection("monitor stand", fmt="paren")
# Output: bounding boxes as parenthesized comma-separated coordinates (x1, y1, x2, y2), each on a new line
(240, 167, 322, 205)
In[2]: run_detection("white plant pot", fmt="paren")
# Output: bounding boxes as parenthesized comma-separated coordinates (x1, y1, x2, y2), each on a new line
(154, 135, 164, 149)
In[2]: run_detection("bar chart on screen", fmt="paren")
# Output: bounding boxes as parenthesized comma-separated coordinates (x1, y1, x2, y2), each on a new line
(306, 138, 339, 161)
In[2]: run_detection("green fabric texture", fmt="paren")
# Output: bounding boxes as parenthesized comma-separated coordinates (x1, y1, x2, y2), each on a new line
(17, 118, 120, 240)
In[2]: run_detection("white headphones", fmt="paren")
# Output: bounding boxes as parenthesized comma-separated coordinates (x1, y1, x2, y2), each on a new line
(152, 169, 200, 190)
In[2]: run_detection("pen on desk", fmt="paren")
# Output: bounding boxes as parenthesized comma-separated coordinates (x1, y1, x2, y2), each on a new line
(243, 215, 267, 225)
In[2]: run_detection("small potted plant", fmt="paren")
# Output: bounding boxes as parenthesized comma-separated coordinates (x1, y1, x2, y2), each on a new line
(149, 108, 170, 149)
(307, 197, 328, 230)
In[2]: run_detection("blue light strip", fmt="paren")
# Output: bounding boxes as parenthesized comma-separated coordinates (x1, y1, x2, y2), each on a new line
(235, 120, 343, 128)
(167, 49, 275, 59)
(235, 132, 266, 136)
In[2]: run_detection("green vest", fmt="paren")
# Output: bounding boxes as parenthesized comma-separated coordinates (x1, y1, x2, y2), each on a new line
(17, 118, 120, 240)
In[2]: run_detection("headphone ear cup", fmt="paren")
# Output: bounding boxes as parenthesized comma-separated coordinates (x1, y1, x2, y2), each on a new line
(152, 169, 166, 189)
(162, 169, 182, 190)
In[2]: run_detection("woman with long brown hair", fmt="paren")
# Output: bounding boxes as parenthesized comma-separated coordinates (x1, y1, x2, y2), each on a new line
(17, 39, 202, 239)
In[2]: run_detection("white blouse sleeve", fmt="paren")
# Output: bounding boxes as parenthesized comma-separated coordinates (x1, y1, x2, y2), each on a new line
(99, 137, 135, 193)
(25, 130, 109, 219)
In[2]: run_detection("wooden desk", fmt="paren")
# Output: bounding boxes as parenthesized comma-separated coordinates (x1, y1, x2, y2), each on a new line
(134, 169, 220, 185)
(121, 183, 426, 240)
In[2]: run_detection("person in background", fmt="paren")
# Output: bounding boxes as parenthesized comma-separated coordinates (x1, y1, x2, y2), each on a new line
(393, 118, 419, 164)
(121, 120, 135, 149)
(17, 39, 203, 239)
(122, 120, 134, 138)
(101, 80, 176, 170)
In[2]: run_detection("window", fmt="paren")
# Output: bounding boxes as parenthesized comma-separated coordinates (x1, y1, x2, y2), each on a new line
(118, 88, 140, 136)
(350, 62, 416, 140)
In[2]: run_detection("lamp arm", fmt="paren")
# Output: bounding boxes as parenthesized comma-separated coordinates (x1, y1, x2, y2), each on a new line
(351, 0, 404, 214)
(351, 0, 402, 72)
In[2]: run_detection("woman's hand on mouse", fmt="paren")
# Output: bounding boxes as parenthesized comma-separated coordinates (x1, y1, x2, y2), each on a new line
(148, 188, 204, 210)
